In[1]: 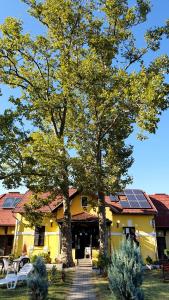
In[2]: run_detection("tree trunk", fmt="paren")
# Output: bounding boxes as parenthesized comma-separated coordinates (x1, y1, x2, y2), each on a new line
(61, 189, 74, 267)
(96, 148, 108, 257)
(98, 191, 107, 256)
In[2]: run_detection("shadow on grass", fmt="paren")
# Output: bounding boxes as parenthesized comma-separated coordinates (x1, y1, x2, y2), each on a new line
(143, 270, 169, 300)
(0, 270, 74, 300)
(94, 270, 169, 300)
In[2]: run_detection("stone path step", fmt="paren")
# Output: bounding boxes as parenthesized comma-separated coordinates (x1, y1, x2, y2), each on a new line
(78, 258, 92, 267)
(67, 265, 96, 300)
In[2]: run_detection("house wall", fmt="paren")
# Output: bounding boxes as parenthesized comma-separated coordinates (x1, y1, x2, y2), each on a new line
(13, 193, 157, 263)
(14, 214, 60, 263)
(165, 231, 169, 249)
(110, 213, 157, 262)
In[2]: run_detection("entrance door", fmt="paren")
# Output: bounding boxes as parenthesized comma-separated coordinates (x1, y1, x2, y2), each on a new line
(72, 223, 99, 260)
(75, 232, 90, 259)
(157, 236, 166, 260)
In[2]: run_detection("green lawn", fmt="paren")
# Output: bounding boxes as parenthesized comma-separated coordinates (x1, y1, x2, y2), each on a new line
(95, 270, 169, 300)
(0, 270, 73, 300)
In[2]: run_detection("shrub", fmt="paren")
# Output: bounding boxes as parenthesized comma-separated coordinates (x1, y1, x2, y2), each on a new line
(30, 255, 38, 264)
(49, 265, 58, 284)
(30, 253, 51, 264)
(55, 257, 62, 264)
(27, 256, 48, 300)
(40, 253, 51, 264)
(164, 249, 169, 257)
(109, 238, 144, 300)
(146, 256, 153, 265)
(97, 253, 111, 275)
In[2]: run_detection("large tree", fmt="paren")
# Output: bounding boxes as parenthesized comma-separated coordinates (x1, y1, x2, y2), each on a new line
(70, 0, 169, 255)
(0, 0, 92, 267)
(0, 0, 169, 262)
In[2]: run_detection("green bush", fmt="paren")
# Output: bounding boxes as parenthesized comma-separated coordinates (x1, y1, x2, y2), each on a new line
(97, 253, 111, 275)
(27, 256, 48, 300)
(146, 256, 153, 265)
(49, 265, 58, 284)
(164, 249, 169, 257)
(109, 238, 144, 300)
(30, 253, 51, 264)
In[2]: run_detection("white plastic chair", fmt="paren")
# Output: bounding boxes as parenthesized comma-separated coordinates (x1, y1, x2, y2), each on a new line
(0, 263, 33, 289)
(2, 258, 10, 274)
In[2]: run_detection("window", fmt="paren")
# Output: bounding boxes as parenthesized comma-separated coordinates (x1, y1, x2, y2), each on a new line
(123, 227, 139, 246)
(81, 196, 88, 207)
(34, 226, 45, 246)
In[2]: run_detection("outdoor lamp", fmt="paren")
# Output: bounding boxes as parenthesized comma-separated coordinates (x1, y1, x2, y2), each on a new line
(116, 220, 120, 228)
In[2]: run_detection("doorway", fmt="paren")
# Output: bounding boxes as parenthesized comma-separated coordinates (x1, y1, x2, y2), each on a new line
(72, 223, 99, 259)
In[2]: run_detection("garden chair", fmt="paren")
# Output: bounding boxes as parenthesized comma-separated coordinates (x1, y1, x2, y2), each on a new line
(0, 263, 33, 289)
(1, 258, 10, 274)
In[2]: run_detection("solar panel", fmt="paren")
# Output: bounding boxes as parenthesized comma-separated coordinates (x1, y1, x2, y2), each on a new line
(124, 189, 134, 195)
(120, 189, 152, 209)
(119, 201, 130, 208)
(130, 201, 141, 208)
(3, 197, 21, 208)
(139, 201, 151, 209)
(132, 189, 143, 195)
(127, 195, 137, 201)
(135, 194, 147, 201)
(109, 194, 118, 202)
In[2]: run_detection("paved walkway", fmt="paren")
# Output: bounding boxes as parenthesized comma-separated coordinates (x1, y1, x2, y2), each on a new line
(67, 263, 97, 300)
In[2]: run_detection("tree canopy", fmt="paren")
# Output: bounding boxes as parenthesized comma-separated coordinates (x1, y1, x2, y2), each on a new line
(0, 0, 169, 263)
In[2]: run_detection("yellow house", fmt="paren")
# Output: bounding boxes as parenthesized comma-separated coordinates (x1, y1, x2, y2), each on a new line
(0, 192, 23, 256)
(12, 188, 158, 263)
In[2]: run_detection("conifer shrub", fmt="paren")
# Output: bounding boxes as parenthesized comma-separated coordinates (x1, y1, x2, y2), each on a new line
(108, 238, 144, 300)
(49, 265, 58, 284)
(28, 256, 48, 300)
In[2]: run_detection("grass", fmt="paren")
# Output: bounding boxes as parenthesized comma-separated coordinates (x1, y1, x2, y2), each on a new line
(1, 269, 169, 299)
(0, 270, 73, 300)
(95, 269, 169, 300)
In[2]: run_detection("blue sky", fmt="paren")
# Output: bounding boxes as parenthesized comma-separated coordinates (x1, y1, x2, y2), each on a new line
(0, 0, 169, 195)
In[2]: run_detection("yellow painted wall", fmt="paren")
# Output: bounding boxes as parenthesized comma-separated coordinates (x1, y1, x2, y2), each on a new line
(0, 226, 15, 235)
(14, 215, 60, 263)
(109, 213, 157, 262)
(13, 193, 157, 263)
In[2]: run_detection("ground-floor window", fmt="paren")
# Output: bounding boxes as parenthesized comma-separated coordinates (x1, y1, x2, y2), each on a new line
(123, 227, 139, 246)
(0, 235, 14, 255)
(34, 226, 45, 246)
(156, 229, 167, 260)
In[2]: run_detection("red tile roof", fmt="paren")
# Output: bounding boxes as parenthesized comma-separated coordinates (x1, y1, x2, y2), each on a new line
(0, 192, 23, 226)
(105, 193, 156, 215)
(13, 189, 156, 215)
(149, 194, 169, 227)
(14, 188, 77, 213)
(58, 212, 98, 222)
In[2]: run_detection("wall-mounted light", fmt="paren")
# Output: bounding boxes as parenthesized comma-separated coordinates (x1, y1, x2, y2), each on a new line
(50, 219, 53, 227)
(116, 220, 120, 228)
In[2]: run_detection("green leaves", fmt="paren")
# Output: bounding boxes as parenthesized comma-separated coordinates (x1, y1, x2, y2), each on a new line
(0, 0, 168, 210)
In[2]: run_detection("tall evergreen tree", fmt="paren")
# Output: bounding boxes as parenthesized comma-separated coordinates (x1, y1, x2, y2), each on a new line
(109, 238, 144, 300)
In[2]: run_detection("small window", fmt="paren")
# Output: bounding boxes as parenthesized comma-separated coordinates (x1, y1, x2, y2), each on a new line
(81, 196, 88, 207)
(34, 226, 45, 246)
